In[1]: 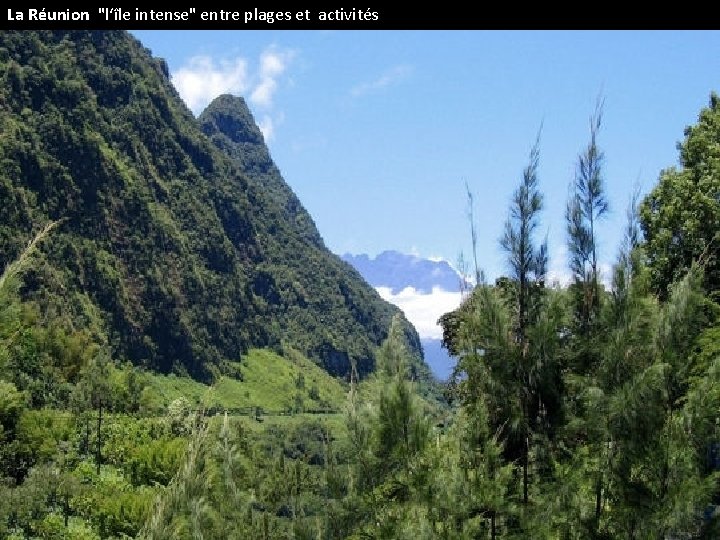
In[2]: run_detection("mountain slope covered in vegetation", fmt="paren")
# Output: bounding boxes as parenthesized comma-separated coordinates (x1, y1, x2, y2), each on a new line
(0, 30, 420, 381)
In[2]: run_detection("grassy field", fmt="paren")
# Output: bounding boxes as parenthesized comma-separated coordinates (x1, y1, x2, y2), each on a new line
(145, 348, 348, 413)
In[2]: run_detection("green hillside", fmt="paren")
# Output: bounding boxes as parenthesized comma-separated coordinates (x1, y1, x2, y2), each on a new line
(146, 348, 347, 413)
(0, 30, 422, 381)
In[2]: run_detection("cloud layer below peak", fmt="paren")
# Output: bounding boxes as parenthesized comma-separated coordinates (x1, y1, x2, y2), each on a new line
(376, 285, 462, 340)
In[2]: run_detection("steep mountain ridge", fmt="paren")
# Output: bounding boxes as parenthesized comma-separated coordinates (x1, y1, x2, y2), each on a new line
(0, 30, 421, 380)
(199, 94, 322, 247)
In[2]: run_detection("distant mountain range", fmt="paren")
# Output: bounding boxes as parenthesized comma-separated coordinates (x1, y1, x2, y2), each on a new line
(342, 251, 466, 294)
(341, 250, 462, 380)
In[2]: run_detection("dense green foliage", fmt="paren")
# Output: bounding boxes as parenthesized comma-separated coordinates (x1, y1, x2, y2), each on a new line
(0, 225, 433, 538)
(640, 93, 720, 298)
(135, 315, 441, 540)
(434, 99, 720, 538)
(0, 30, 420, 381)
(1, 247, 440, 538)
(1, 29, 719, 539)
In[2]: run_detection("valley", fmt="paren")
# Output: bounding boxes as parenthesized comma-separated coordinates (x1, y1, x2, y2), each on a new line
(1, 30, 719, 539)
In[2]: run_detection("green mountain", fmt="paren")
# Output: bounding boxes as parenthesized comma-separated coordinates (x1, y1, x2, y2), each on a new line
(0, 30, 421, 381)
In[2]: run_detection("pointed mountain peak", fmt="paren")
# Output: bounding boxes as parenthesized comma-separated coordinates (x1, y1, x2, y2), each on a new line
(0, 31, 426, 381)
(199, 94, 264, 146)
(197, 93, 324, 248)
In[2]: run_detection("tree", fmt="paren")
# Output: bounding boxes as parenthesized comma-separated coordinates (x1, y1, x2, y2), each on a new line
(376, 316, 430, 468)
(348, 314, 430, 488)
(564, 99, 611, 530)
(0, 380, 25, 438)
(640, 93, 720, 298)
(500, 130, 548, 349)
(340, 315, 432, 537)
(563, 186, 718, 538)
(140, 412, 211, 540)
(598, 264, 716, 538)
(73, 351, 112, 475)
(567, 97, 609, 336)
(1, 222, 60, 381)
(417, 402, 511, 540)
(499, 130, 549, 505)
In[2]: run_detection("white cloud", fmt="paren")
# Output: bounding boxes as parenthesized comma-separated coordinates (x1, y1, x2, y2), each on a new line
(546, 244, 614, 289)
(260, 47, 291, 78)
(546, 244, 572, 287)
(172, 56, 249, 114)
(376, 285, 462, 340)
(250, 78, 278, 108)
(251, 47, 295, 108)
(350, 65, 412, 98)
(171, 46, 295, 141)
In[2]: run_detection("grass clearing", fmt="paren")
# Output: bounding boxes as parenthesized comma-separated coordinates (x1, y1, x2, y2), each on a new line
(146, 348, 348, 413)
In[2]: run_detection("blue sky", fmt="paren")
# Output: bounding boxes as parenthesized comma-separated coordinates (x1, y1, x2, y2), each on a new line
(133, 30, 720, 285)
